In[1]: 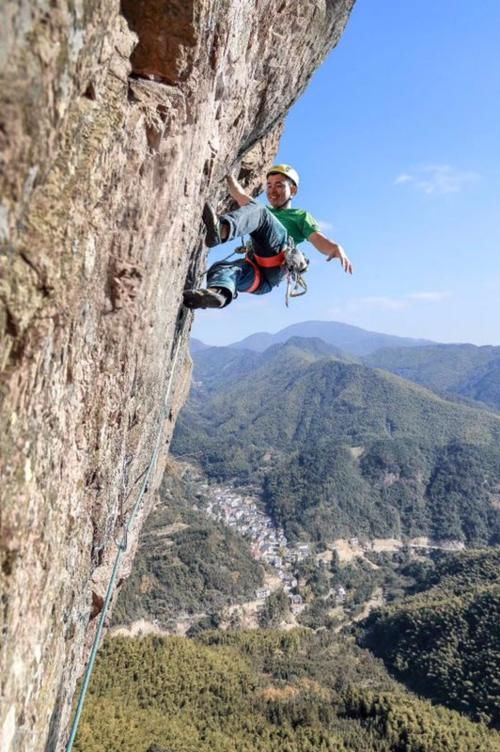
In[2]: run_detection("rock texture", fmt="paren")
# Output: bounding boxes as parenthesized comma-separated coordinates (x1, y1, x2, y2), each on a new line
(0, 1, 354, 749)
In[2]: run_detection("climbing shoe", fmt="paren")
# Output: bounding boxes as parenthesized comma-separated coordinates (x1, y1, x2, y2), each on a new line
(202, 203, 223, 247)
(183, 287, 230, 309)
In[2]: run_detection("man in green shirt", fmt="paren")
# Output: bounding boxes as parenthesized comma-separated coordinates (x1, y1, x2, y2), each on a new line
(183, 164, 353, 309)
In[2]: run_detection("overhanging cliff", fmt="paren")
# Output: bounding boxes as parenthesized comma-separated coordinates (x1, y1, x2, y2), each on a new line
(0, 1, 354, 749)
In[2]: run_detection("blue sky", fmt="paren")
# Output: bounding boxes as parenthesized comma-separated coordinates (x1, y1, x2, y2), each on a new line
(193, 0, 500, 347)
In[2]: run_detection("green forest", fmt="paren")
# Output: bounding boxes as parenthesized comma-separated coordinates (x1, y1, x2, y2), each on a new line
(73, 630, 500, 752)
(264, 437, 500, 543)
(365, 343, 500, 411)
(113, 468, 263, 628)
(359, 548, 500, 727)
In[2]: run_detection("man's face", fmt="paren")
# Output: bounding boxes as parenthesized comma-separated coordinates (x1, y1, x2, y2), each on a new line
(266, 173, 297, 208)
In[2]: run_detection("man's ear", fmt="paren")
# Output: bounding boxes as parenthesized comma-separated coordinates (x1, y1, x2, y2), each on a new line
(290, 182, 298, 197)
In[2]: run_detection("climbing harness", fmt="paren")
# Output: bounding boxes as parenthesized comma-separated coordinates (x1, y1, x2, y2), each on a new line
(65, 327, 186, 752)
(224, 237, 309, 306)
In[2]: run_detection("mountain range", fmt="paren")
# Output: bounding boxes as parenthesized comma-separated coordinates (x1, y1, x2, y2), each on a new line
(175, 335, 500, 545)
(106, 324, 500, 750)
(366, 343, 500, 411)
(194, 321, 500, 411)
(224, 320, 433, 356)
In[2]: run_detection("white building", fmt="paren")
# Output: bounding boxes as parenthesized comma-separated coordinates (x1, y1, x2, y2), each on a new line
(256, 588, 271, 600)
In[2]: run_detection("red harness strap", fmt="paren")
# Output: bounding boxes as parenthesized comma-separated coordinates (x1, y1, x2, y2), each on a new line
(244, 256, 262, 293)
(252, 250, 286, 268)
(243, 250, 286, 294)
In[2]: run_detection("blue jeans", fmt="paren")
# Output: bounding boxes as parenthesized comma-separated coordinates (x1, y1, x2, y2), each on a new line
(206, 201, 288, 297)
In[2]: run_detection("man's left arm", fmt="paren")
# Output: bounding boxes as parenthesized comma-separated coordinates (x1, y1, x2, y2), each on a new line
(308, 231, 353, 274)
(226, 174, 252, 207)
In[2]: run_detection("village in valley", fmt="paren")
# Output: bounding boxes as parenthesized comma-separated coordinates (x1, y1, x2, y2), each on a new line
(112, 468, 468, 639)
(200, 482, 347, 615)
(196, 477, 465, 624)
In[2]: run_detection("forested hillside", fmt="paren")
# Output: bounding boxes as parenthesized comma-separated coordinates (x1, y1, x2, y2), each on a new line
(173, 339, 500, 544)
(223, 325, 500, 412)
(359, 547, 500, 728)
(73, 631, 500, 752)
(365, 343, 500, 411)
(113, 465, 263, 628)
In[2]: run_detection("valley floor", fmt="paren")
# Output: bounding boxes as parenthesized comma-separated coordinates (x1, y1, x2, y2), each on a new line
(113, 466, 469, 638)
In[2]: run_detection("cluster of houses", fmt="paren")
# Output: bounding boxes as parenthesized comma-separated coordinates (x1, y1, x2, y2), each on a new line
(204, 485, 313, 613)
(200, 483, 351, 616)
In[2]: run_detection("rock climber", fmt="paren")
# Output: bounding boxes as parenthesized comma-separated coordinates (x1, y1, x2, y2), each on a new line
(183, 164, 353, 309)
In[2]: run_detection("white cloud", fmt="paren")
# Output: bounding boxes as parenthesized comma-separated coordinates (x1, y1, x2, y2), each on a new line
(394, 173, 412, 184)
(394, 164, 480, 195)
(360, 296, 408, 311)
(325, 291, 452, 316)
(407, 291, 451, 302)
(317, 219, 336, 233)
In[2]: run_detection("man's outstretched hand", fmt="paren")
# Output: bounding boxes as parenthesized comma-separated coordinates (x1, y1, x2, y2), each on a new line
(308, 232, 353, 274)
(326, 243, 353, 274)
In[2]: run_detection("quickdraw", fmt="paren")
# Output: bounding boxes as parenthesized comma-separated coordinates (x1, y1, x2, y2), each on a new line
(283, 245, 309, 307)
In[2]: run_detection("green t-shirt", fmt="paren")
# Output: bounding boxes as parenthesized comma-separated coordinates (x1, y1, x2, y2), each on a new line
(268, 206, 320, 245)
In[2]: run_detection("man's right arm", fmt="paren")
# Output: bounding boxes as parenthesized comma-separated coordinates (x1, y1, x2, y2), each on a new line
(226, 174, 252, 207)
(308, 232, 353, 274)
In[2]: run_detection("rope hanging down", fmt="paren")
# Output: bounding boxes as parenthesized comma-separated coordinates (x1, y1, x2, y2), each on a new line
(65, 332, 185, 752)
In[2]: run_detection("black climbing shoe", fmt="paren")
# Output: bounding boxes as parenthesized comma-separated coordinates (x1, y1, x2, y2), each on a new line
(202, 204, 223, 248)
(183, 287, 230, 309)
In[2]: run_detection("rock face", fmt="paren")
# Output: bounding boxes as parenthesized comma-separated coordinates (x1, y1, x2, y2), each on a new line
(0, 1, 354, 749)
